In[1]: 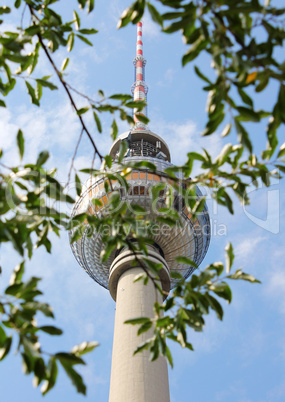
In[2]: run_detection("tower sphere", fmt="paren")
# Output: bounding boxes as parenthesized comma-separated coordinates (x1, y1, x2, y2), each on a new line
(70, 127, 211, 292)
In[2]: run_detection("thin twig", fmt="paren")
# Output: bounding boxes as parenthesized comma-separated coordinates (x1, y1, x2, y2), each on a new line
(125, 238, 167, 305)
(28, 5, 103, 162)
(65, 82, 103, 106)
(20, 3, 27, 30)
(66, 127, 84, 189)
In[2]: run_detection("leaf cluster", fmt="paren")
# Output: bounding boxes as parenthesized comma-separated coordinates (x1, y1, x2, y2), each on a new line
(118, 0, 285, 158)
(126, 243, 260, 367)
(0, 261, 98, 395)
(0, 136, 98, 394)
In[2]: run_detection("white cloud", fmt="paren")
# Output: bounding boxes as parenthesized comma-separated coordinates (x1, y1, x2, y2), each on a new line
(266, 270, 285, 314)
(149, 116, 223, 167)
(235, 235, 266, 262)
(157, 68, 176, 87)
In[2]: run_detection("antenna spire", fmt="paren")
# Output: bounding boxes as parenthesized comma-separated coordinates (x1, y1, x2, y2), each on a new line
(131, 22, 148, 130)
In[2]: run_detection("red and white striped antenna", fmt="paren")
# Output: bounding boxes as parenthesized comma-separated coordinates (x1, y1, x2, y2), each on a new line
(131, 22, 148, 129)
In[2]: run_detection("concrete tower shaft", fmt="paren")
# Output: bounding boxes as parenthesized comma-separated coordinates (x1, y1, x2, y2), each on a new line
(109, 246, 170, 402)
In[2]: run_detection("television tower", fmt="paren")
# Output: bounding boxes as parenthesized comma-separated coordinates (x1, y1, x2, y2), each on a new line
(70, 22, 210, 402)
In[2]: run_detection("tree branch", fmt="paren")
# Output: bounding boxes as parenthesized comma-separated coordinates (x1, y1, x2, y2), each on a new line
(28, 5, 103, 162)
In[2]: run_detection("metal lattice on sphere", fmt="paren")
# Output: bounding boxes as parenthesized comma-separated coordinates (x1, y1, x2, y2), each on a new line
(70, 129, 211, 290)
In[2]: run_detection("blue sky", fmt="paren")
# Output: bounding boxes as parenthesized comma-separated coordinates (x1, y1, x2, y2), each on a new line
(0, 1, 285, 401)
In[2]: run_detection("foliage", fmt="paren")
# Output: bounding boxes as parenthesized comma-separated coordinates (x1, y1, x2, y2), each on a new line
(125, 244, 260, 367)
(119, 0, 285, 157)
(0, 137, 99, 394)
(0, 0, 284, 396)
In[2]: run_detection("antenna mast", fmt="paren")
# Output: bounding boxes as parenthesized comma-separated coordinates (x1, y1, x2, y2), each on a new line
(131, 22, 148, 129)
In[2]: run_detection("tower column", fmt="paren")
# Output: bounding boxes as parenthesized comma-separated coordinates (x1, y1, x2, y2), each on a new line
(108, 247, 171, 402)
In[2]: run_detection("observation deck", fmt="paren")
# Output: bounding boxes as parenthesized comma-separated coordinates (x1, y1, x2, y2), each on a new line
(70, 129, 211, 290)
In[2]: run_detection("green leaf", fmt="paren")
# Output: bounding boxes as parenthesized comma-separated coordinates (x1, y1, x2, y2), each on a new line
(34, 358, 46, 387)
(70, 225, 85, 244)
(25, 81, 39, 106)
(129, 160, 156, 170)
(77, 107, 89, 116)
(71, 341, 99, 356)
(93, 111, 102, 133)
(211, 282, 232, 303)
(61, 57, 69, 71)
(228, 269, 261, 283)
(138, 320, 153, 335)
(237, 88, 253, 107)
(16, 129, 24, 160)
(109, 94, 133, 101)
(147, 2, 163, 26)
(21, 352, 32, 374)
(278, 84, 285, 123)
(118, 139, 128, 162)
(36, 151, 49, 166)
(182, 37, 207, 66)
(5, 283, 23, 296)
(55, 352, 85, 366)
(111, 119, 118, 140)
(193, 196, 206, 215)
(76, 34, 93, 46)
(67, 33, 75, 52)
(135, 114, 150, 125)
(236, 107, 260, 122)
(205, 295, 223, 320)
(206, 262, 224, 276)
(130, 204, 146, 214)
(104, 155, 112, 169)
(235, 120, 252, 153)
(92, 198, 103, 207)
(134, 339, 152, 355)
(125, 100, 146, 109)
(75, 174, 82, 196)
(87, 0, 95, 13)
(156, 317, 172, 327)
(187, 152, 205, 162)
(24, 302, 54, 318)
(78, 28, 98, 34)
(73, 11, 80, 30)
(203, 111, 225, 136)
(170, 271, 185, 280)
(0, 337, 12, 361)
(0, 6, 11, 15)
(216, 143, 233, 165)
(41, 358, 58, 395)
(60, 361, 86, 395)
(225, 243, 234, 274)
(10, 261, 25, 285)
(39, 326, 63, 335)
(277, 142, 285, 158)
(125, 317, 150, 325)
(0, 99, 6, 107)
(165, 345, 173, 368)
(194, 66, 211, 84)
(0, 326, 6, 346)
(175, 256, 198, 268)
(275, 164, 285, 173)
(36, 79, 58, 91)
(255, 75, 269, 93)
(221, 123, 232, 138)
